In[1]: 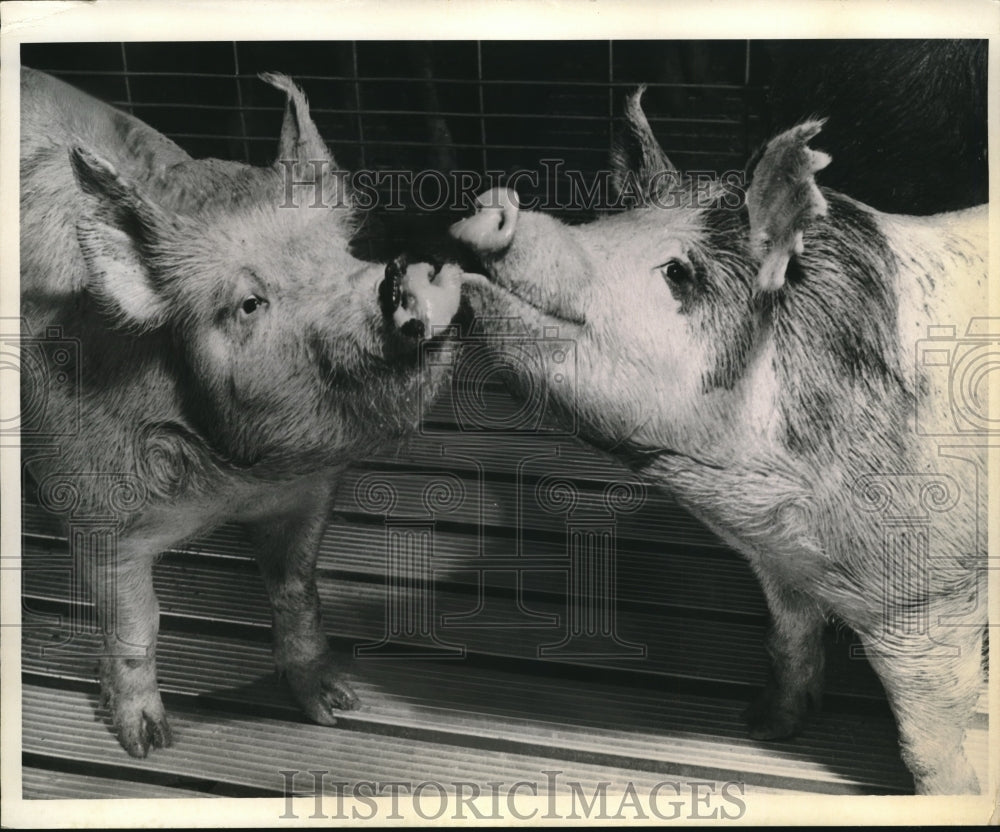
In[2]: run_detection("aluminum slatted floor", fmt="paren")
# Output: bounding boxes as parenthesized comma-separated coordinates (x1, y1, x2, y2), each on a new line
(19, 384, 988, 799)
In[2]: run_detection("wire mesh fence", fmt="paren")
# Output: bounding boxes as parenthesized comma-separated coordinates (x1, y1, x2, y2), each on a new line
(22, 41, 772, 219)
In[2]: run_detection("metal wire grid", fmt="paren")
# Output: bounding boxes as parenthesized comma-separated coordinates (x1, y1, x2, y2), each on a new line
(22, 41, 769, 213)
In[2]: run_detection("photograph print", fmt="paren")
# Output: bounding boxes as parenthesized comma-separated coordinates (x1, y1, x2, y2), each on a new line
(4, 9, 995, 825)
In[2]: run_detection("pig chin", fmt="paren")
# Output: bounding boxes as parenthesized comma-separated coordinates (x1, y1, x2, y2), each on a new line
(472, 272, 587, 332)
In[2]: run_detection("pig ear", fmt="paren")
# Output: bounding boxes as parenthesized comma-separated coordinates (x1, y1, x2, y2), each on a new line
(610, 86, 679, 205)
(746, 120, 832, 292)
(260, 72, 346, 206)
(260, 72, 335, 166)
(70, 146, 173, 330)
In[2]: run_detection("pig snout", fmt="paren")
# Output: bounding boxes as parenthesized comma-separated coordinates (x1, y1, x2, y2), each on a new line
(450, 187, 519, 255)
(380, 255, 424, 339)
(379, 256, 471, 339)
(449, 188, 592, 327)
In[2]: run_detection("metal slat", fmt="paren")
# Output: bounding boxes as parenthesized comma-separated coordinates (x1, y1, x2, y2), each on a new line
(34, 67, 764, 92)
(25, 685, 804, 798)
(21, 550, 773, 684)
(332, 467, 729, 551)
(22, 465, 728, 555)
(20, 541, 888, 701)
(106, 100, 745, 126)
(31, 67, 761, 90)
(21, 626, 919, 794)
(21, 767, 212, 800)
(20, 508, 766, 619)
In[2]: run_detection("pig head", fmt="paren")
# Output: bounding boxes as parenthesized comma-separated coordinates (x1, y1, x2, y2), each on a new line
(452, 87, 989, 794)
(22, 69, 459, 492)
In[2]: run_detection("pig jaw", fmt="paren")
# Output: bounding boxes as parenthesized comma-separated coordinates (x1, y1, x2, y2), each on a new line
(464, 276, 776, 467)
(186, 335, 452, 472)
(466, 273, 777, 467)
(453, 198, 593, 329)
(452, 192, 782, 464)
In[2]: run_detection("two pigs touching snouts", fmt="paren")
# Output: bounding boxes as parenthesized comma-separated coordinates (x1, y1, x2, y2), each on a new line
(22, 70, 988, 795)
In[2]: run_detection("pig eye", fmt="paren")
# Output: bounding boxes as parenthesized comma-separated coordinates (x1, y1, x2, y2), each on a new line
(657, 259, 692, 285)
(240, 295, 267, 316)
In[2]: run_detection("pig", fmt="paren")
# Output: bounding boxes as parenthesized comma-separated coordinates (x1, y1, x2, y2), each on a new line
(20, 67, 469, 757)
(451, 88, 989, 794)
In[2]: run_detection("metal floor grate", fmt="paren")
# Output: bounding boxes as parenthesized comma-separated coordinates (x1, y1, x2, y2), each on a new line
(20, 384, 989, 799)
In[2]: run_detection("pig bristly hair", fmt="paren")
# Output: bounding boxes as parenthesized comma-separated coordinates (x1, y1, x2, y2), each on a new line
(569, 180, 911, 479)
(145, 158, 362, 243)
(24, 68, 447, 501)
(766, 193, 910, 459)
(603, 90, 913, 470)
(688, 189, 911, 462)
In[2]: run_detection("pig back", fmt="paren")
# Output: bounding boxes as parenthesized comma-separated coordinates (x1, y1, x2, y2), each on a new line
(20, 69, 191, 307)
(814, 204, 989, 615)
(881, 204, 989, 388)
(21, 68, 190, 183)
(19, 69, 204, 505)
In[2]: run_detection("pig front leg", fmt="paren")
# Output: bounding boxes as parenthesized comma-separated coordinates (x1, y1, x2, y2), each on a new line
(861, 620, 983, 794)
(744, 574, 826, 740)
(247, 485, 359, 724)
(84, 549, 172, 757)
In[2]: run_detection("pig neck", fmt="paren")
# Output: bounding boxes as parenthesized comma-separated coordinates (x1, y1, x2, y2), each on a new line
(629, 198, 930, 576)
(21, 295, 326, 516)
(627, 345, 849, 586)
(617, 325, 786, 473)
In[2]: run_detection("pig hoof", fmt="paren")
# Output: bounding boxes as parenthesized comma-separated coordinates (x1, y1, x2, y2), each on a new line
(100, 659, 173, 756)
(285, 655, 359, 725)
(112, 698, 173, 757)
(743, 689, 805, 740)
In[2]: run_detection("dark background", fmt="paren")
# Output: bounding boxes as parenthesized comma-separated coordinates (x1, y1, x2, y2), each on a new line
(22, 40, 987, 221)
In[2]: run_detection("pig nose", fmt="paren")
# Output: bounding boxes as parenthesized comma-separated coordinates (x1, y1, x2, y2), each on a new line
(450, 188, 519, 255)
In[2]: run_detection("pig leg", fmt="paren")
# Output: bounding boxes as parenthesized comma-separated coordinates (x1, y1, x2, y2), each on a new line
(247, 486, 359, 724)
(84, 548, 171, 758)
(744, 575, 826, 740)
(860, 623, 983, 794)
